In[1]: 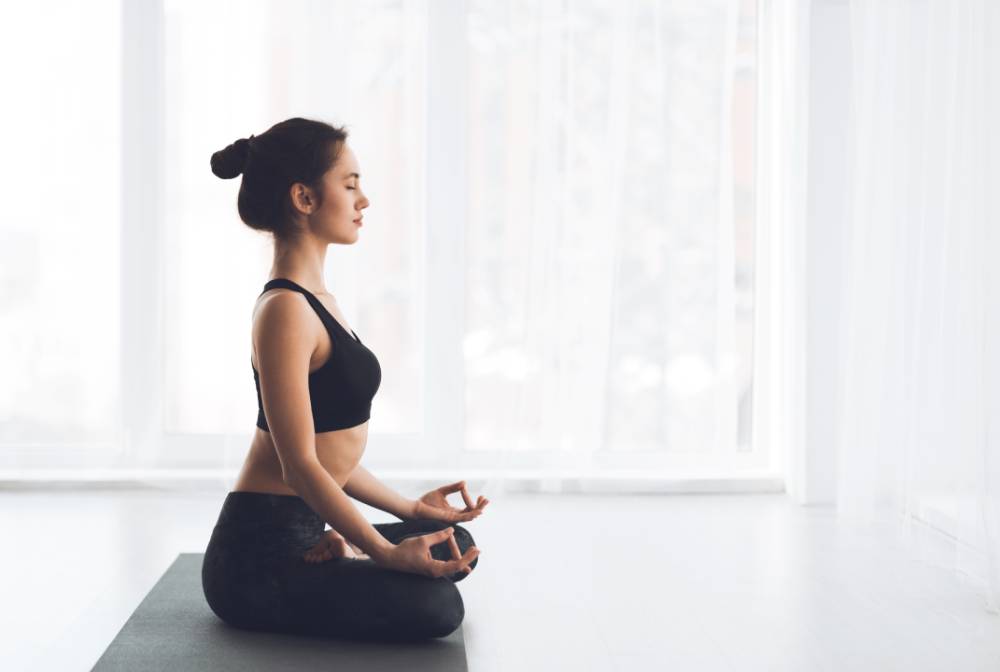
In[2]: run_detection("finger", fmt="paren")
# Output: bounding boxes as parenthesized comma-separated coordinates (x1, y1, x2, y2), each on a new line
(452, 545, 478, 569)
(447, 533, 462, 560)
(459, 484, 476, 510)
(449, 538, 474, 575)
(456, 546, 479, 572)
(433, 545, 479, 577)
(440, 480, 465, 494)
(439, 486, 477, 513)
(423, 526, 456, 545)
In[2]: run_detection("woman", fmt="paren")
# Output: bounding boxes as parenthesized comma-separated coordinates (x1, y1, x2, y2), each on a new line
(201, 117, 488, 642)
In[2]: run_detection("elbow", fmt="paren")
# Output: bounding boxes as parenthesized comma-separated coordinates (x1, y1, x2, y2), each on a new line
(281, 460, 318, 490)
(281, 460, 323, 492)
(283, 469, 305, 490)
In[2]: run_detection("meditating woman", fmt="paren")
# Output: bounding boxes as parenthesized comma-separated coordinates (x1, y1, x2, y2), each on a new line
(201, 117, 487, 642)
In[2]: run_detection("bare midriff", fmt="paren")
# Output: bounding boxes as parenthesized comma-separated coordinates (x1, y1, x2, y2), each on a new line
(232, 421, 367, 494)
(232, 288, 368, 495)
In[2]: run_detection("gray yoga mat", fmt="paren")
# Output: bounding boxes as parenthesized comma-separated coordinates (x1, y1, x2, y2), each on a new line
(91, 553, 468, 672)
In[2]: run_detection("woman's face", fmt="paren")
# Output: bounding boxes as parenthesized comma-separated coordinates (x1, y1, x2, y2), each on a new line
(307, 142, 370, 243)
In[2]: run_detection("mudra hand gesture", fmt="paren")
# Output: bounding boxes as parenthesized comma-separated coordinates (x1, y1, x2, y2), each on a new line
(411, 480, 490, 523)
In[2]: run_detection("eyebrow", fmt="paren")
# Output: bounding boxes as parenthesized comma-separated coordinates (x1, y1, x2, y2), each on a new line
(345, 172, 360, 179)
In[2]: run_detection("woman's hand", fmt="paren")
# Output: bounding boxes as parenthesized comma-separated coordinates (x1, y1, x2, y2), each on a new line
(411, 480, 490, 523)
(303, 529, 369, 564)
(374, 527, 479, 579)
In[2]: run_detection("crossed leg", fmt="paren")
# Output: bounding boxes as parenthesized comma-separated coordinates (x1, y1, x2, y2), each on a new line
(277, 520, 479, 641)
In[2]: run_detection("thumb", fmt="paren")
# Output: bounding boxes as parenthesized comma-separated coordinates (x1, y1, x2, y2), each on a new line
(424, 526, 455, 545)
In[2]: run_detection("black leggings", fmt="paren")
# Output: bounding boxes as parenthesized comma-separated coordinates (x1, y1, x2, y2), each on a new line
(201, 491, 479, 642)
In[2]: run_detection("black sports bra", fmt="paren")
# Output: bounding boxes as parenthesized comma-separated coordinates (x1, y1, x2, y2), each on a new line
(252, 278, 381, 433)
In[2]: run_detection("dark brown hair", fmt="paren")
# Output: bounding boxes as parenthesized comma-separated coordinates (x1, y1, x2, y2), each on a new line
(210, 117, 349, 239)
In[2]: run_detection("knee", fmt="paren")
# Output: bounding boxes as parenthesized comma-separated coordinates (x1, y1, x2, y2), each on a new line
(419, 582, 465, 638)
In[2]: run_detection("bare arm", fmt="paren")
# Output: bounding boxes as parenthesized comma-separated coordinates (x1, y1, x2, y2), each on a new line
(342, 464, 416, 521)
(253, 292, 393, 564)
(284, 460, 395, 563)
(290, 463, 481, 578)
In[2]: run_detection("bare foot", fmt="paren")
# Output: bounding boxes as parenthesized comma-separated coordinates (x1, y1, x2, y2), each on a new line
(303, 529, 370, 563)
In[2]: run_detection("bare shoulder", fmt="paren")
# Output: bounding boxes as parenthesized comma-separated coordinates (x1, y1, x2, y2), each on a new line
(252, 290, 318, 366)
(251, 290, 322, 480)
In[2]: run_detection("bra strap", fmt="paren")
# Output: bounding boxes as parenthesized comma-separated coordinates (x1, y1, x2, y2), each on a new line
(260, 277, 309, 296)
(258, 278, 360, 343)
(258, 278, 330, 325)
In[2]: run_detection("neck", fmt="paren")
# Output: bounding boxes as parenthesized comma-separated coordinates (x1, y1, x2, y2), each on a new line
(270, 233, 329, 294)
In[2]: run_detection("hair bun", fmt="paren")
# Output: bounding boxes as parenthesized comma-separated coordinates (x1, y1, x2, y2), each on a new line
(210, 135, 254, 179)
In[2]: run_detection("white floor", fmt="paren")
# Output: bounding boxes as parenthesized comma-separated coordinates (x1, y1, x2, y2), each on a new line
(3, 490, 1000, 671)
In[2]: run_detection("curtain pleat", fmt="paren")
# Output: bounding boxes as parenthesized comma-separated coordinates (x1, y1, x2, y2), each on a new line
(839, 0, 1000, 613)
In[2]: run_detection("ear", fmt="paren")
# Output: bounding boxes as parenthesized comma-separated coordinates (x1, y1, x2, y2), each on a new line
(289, 182, 317, 215)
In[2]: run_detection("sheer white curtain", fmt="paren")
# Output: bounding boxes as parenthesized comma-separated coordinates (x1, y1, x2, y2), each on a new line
(836, 0, 1000, 612)
(150, 0, 766, 480)
(464, 0, 761, 480)
(2, 0, 762, 487)
(0, 1, 122, 461)
(160, 0, 431, 469)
